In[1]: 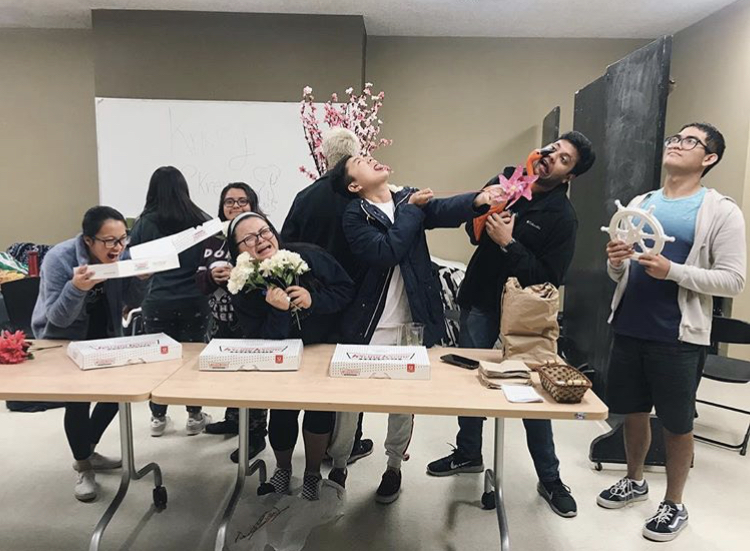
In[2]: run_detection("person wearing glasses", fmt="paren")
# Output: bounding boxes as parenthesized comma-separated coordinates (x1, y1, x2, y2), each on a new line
(600, 123, 746, 542)
(227, 212, 355, 501)
(32, 206, 145, 502)
(130, 166, 213, 437)
(196, 183, 269, 464)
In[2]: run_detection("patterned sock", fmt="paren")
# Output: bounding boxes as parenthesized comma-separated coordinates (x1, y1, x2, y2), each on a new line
(269, 467, 292, 494)
(301, 472, 322, 501)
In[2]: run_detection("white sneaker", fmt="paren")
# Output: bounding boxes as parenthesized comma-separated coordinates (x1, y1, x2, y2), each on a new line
(89, 452, 122, 470)
(186, 412, 212, 436)
(151, 415, 170, 437)
(75, 470, 97, 502)
(71, 452, 122, 471)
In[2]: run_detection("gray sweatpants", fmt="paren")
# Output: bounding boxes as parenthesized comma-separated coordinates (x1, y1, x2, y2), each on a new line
(327, 327, 414, 469)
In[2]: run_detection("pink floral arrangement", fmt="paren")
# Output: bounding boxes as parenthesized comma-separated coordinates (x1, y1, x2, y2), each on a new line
(494, 165, 536, 207)
(473, 165, 537, 241)
(0, 330, 33, 364)
(299, 83, 393, 179)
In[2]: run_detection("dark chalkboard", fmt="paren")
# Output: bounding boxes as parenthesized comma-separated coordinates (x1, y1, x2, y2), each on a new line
(542, 106, 561, 146)
(563, 37, 672, 392)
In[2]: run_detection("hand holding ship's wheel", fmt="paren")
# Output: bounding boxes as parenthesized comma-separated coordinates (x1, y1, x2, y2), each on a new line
(601, 200, 675, 258)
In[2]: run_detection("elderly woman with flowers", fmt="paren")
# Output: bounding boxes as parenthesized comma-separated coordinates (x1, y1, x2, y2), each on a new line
(226, 212, 355, 500)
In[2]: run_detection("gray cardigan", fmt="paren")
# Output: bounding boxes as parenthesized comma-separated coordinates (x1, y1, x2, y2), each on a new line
(608, 188, 746, 345)
(31, 235, 144, 340)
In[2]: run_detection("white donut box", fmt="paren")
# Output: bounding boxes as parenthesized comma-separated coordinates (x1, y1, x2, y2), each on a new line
(199, 339, 303, 371)
(67, 333, 182, 370)
(329, 344, 431, 380)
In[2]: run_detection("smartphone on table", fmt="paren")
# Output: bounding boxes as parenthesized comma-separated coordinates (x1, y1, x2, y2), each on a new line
(440, 354, 480, 370)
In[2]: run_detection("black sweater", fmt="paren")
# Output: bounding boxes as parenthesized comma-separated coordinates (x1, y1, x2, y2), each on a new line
(457, 167, 578, 320)
(280, 172, 358, 278)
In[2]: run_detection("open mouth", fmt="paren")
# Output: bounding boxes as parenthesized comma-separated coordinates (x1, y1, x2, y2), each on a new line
(106, 251, 120, 261)
(537, 158, 551, 177)
(256, 242, 273, 256)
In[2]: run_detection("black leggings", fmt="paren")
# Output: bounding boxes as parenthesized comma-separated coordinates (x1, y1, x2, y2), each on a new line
(144, 301, 209, 417)
(268, 410, 335, 451)
(65, 402, 119, 461)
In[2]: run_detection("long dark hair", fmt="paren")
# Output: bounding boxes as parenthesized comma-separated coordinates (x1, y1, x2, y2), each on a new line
(218, 182, 264, 221)
(141, 166, 208, 234)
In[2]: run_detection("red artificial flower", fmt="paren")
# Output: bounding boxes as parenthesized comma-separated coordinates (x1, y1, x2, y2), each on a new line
(0, 330, 32, 364)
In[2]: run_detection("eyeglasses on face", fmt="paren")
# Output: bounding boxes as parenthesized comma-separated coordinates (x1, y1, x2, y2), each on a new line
(238, 227, 273, 248)
(664, 135, 710, 152)
(223, 198, 250, 208)
(93, 235, 130, 249)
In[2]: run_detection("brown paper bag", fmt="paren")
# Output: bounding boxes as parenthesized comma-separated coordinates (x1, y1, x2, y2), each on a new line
(500, 278, 560, 369)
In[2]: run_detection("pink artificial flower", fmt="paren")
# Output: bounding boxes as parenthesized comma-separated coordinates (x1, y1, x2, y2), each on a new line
(496, 165, 536, 207)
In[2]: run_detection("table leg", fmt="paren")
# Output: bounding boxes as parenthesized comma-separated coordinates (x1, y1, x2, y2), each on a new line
(482, 418, 510, 551)
(89, 402, 167, 551)
(215, 407, 267, 551)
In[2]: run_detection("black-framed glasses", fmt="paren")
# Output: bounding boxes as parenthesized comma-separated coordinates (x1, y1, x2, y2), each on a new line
(238, 227, 273, 248)
(223, 198, 250, 208)
(664, 135, 710, 152)
(94, 235, 130, 249)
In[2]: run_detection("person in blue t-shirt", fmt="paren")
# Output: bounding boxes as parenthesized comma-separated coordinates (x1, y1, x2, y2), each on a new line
(599, 123, 746, 543)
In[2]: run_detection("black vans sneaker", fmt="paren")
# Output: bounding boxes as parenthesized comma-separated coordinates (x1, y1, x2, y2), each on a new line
(643, 501, 688, 542)
(426, 446, 484, 477)
(597, 477, 649, 509)
(537, 479, 577, 518)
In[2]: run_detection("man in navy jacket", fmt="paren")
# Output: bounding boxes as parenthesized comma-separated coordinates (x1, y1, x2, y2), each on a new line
(329, 154, 503, 503)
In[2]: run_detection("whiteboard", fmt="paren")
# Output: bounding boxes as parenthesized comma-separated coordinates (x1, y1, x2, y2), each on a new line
(95, 97, 319, 229)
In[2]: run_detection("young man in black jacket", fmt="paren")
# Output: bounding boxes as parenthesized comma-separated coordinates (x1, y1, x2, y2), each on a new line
(330, 154, 504, 504)
(426, 131, 596, 519)
(281, 128, 374, 467)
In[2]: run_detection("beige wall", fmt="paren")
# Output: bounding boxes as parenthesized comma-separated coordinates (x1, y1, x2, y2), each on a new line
(0, 12, 365, 250)
(92, 11, 365, 101)
(366, 36, 647, 263)
(665, 0, 750, 358)
(0, 30, 98, 249)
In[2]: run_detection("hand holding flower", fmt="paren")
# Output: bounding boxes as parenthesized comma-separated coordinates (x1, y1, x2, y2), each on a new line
(286, 286, 312, 310)
(266, 287, 291, 311)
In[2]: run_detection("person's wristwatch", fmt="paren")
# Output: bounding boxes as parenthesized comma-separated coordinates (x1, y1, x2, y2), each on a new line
(500, 238, 516, 253)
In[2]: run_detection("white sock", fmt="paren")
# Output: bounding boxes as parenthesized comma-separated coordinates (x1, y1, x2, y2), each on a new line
(630, 478, 645, 485)
(674, 503, 684, 510)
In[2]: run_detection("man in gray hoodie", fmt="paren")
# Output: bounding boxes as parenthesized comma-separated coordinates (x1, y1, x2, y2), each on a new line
(597, 123, 746, 542)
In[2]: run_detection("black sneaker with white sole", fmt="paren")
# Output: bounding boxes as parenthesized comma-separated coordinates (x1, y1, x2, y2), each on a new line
(537, 479, 577, 518)
(348, 438, 374, 464)
(597, 477, 649, 509)
(375, 468, 402, 504)
(426, 446, 484, 477)
(643, 501, 688, 542)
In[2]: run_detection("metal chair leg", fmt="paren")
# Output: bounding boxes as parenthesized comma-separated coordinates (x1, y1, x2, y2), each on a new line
(215, 407, 267, 551)
(90, 403, 166, 551)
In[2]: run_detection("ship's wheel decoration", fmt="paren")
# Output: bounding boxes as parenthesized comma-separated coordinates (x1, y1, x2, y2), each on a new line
(601, 200, 675, 258)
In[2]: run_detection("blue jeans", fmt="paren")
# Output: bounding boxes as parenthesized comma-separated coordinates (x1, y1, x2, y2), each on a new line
(456, 307, 561, 483)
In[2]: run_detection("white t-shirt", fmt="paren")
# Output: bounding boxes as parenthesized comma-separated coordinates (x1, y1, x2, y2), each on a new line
(366, 200, 413, 343)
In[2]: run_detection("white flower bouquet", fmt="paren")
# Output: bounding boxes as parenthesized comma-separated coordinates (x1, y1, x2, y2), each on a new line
(227, 249, 310, 296)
